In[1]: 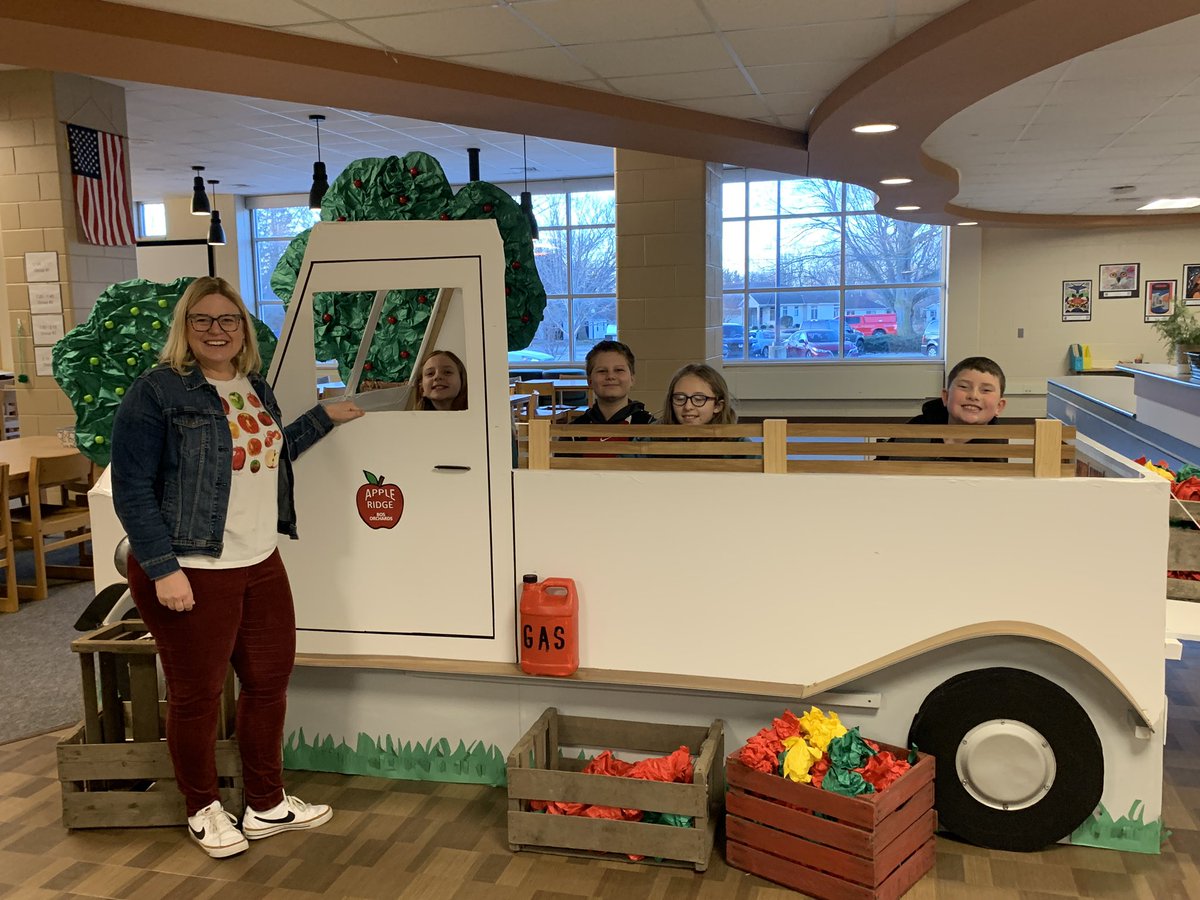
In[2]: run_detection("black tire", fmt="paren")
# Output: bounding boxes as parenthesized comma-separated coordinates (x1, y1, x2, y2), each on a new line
(908, 667, 1103, 852)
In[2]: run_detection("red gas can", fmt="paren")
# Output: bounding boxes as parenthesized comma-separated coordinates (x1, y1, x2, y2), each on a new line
(519, 574, 579, 676)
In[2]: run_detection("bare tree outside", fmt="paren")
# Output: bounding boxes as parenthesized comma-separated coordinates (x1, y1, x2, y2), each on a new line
(722, 174, 945, 360)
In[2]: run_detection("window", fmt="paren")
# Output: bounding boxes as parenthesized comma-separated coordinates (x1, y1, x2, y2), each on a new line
(520, 187, 616, 363)
(250, 204, 320, 335)
(138, 202, 166, 238)
(722, 171, 946, 361)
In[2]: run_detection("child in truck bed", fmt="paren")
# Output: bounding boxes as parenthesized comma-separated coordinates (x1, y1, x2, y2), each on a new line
(883, 356, 1008, 462)
(659, 364, 737, 426)
(572, 340, 656, 425)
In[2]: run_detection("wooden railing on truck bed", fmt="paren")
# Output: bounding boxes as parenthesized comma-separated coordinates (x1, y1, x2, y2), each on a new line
(521, 419, 1076, 477)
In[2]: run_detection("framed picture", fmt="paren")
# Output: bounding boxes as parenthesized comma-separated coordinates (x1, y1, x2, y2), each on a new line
(1184, 264, 1200, 305)
(1062, 279, 1092, 321)
(1144, 279, 1177, 322)
(1098, 262, 1139, 299)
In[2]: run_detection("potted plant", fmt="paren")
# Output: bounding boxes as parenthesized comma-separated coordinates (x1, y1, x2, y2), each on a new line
(1152, 304, 1200, 375)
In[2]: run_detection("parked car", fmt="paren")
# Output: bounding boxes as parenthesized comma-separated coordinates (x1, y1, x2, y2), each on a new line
(749, 329, 776, 357)
(722, 323, 745, 357)
(782, 328, 849, 357)
(845, 312, 898, 336)
(922, 322, 940, 358)
(508, 349, 556, 364)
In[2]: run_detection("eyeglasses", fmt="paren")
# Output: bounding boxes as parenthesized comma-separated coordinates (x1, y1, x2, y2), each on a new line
(670, 392, 717, 407)
(187, 314, 243, 333)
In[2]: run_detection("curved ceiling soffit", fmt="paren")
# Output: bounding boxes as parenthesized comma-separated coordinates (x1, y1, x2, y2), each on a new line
(0, 0, 809, 178)
(808, 0, 1200, 228)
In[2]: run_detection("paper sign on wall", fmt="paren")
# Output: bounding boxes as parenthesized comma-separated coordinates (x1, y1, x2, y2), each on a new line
(31, 315, 64, 345)
(28, 283, 62, 314)
(23, 251, 59, 283)
(34, 346, 54, 377)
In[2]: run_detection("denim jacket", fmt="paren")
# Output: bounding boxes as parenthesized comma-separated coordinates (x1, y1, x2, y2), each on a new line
(111, 364, 334, 580)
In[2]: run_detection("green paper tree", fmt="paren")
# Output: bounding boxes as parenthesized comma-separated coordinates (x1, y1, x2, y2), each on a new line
(270, 152, 547, 384)
(52, 277, 278, 466)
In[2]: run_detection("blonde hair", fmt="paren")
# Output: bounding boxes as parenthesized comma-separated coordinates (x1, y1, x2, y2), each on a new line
(159, 276, 261, 376)
(415, 350, 468, 410)
(661, 364, 737, 425)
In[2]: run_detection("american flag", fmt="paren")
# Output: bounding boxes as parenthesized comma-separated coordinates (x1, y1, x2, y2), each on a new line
(66, 124, 135, 246)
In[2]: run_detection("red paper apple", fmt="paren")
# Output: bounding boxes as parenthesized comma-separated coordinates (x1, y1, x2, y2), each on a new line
(356, 470, 403, 529)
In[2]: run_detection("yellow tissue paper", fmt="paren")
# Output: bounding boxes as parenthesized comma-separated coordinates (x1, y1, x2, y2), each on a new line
(781, 735, 824, 783)
(799, 706, 848, 752)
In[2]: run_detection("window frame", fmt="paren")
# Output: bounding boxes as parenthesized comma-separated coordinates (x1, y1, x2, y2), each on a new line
(721, 169, 948, 364)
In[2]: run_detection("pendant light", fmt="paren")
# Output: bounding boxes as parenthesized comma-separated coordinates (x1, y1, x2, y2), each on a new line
(206, 179, 225, 246)
(309, 114, 328, 212)
(190, 165, 210, 216)
(519, 135, 539, 241)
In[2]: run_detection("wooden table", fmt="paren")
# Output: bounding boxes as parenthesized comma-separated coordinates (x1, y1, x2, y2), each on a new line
(549, 379, 591, 407)
(0, 435, 83, 498)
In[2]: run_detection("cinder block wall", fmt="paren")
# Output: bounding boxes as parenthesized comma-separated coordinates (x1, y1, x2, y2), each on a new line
(0, 70, 136, 436)
(614, 150, 722, 413)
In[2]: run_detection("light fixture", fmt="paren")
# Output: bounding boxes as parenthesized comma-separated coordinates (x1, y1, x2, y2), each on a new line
(519, 134, 539, 241)
(957, 221, 979, 226)
(206, 179, 225, 246)
(852, 123, 898, 134)
(895, 205, 921, 211)
(190, 165, 210, 216)
(879, 177, 912, 185)
(1138, 197, 1200, 210)
(308, 114, 328, 212)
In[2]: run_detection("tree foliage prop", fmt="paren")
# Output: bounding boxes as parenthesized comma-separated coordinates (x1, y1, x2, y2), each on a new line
(52, 277, 277, 466)
(270, 152, 546, 383)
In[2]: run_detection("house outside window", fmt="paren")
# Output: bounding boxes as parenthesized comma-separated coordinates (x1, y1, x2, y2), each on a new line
(721, 170, 947, 362)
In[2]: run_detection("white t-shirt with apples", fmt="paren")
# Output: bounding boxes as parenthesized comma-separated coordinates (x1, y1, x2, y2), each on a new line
(178, 375, 283, 569)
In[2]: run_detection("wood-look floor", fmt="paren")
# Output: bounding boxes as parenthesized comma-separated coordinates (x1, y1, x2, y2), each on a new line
(3, 645, 1200, 899)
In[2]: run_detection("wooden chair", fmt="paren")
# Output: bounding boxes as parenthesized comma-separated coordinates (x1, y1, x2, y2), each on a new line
(11, 453, 94, 601)
(0, 463, 18, 613)
(514, 381, 572, 422)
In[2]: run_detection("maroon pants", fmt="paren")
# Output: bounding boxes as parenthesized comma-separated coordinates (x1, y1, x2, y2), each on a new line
(128, 551, 295, 816)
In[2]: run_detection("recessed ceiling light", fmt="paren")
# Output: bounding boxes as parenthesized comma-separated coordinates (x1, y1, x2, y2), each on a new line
(895, 205, 920, 211)
(957, 221, 978, 226)
(1138, 198, 1200, 210)
(852, 123, 898, 134)
(879, 177, 912, 185)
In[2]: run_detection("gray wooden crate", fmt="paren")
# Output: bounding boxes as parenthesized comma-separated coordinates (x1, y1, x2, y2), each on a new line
(506, 707, 724, 871)
(57, 620, 242, 828)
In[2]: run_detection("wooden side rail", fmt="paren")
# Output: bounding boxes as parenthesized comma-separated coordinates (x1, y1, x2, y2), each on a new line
(521, 419, 1076, 477)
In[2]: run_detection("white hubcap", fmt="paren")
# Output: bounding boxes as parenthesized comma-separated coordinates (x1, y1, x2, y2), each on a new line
(955, 719, 1056, 811)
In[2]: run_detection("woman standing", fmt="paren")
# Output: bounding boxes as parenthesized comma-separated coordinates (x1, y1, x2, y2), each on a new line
(111, 276, 363, 859)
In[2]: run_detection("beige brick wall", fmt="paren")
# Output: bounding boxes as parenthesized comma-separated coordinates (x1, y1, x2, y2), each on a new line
(0, 70, 136, 437)
(614, 150, 722, 409)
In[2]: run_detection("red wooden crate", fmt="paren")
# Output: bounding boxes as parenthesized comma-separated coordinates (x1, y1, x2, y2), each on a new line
(725, 744, 935, 900)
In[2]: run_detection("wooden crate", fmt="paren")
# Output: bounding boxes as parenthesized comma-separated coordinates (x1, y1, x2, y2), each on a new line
(57, 619, 242, 828)
(1168, 500, 1200, 600)
(725, 745, 936, 900)
(506, 707, 724, 871)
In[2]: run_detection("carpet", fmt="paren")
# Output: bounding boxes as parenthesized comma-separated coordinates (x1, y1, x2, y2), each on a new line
(0, 551, 107, 745)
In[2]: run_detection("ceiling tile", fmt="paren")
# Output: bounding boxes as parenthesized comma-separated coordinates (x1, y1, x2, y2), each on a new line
(748, 61, 868, 95)
(304, 0, 493, 17)
(727, 18, 894, 66)
(604, 68, 753, 102)
(514, 0, 710, 44)
(567, 34, 730, 79)
(447, 47, 599, 83)
(281, 21, 387, 48)
(351, 7, 550, 56)
(672, 95, 774, 121)
(109, 0, 326, 27)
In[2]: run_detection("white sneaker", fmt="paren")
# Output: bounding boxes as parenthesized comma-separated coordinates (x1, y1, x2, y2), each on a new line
(187, 800, 249, 859)
(242, 794, 332, 840)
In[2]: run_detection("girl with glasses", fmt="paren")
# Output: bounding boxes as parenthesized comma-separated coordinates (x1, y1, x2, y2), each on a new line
(660, 364, 737, 426)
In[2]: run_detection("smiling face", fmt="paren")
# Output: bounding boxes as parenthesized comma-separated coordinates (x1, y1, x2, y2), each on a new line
(587, 350, 634, 407)
(670, 372, 724, 425)
(186, 293, 245, 380)
(942, 368, 1005, 425)
(420, 354, 463, 410)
